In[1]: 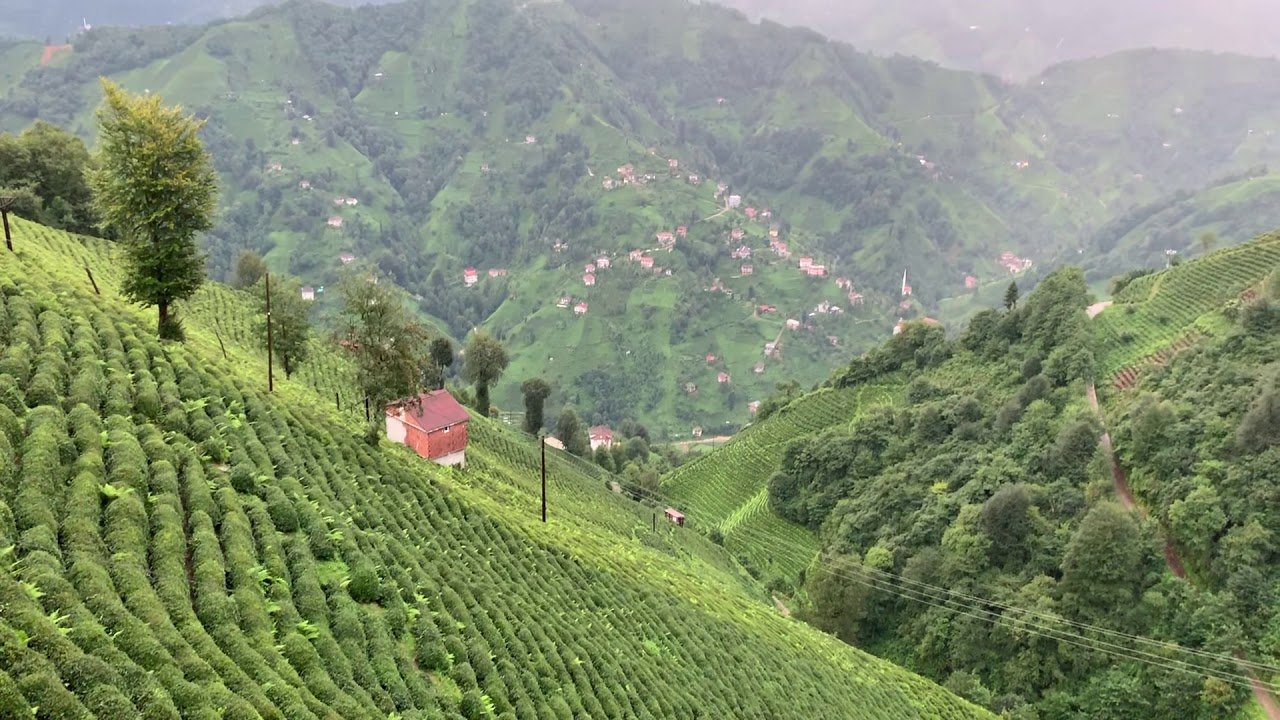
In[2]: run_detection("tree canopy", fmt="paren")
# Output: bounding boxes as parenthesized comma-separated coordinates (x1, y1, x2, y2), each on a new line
(88, 80, 218, 339)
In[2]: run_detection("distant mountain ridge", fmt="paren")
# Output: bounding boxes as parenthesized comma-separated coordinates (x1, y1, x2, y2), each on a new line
(720, 0, 1280, 78)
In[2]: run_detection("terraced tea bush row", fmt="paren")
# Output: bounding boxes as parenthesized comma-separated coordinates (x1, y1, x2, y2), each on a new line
(0, 218, 990, 719)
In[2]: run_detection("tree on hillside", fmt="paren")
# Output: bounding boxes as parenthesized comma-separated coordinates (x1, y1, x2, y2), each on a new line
(521, 378, 552, 434)
(429, 337, 455, 390)
(337, 274, 431, 424)
(1199, 230, 1218, 255)
(557, 408, 589, 458)
(255, 275, 311, 379)
(463, 332, 509, 416)
(88, 80, 218, 340)
(235, 249, 268, 289)
(0, 121, 96, 234)
(1003, 281, 1019, 311)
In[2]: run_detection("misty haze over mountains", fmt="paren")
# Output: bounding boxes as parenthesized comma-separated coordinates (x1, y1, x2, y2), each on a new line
(5, 0, 1280, 77)
(723, 0, 1280, 77)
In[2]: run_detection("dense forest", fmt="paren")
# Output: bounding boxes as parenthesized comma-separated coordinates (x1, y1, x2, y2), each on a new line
(761, 262, 1280, 717)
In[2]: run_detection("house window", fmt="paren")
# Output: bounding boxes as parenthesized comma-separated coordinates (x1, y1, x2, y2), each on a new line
(441, 426, 450, 433)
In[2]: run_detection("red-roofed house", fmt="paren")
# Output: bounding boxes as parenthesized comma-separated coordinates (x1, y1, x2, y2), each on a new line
(740, 264, 753, 276)
(731, 245, 752, 259)
(597, 256, 611, 269)
(965, 275, 978, 289)
(327, 216, 344, 229)
(798, 257, 813, 270)
(745, 207, 758, 220)
(706, 353, 717, 363)
(806, 265, 827, 277)
(657, 231, 675, 247)
(730, 228, 746, 241)
(717, 372, 731, 384)
(574, 302, 588, 315)
(748, 400, 761, 414)
(385, 390, 470, 468)
(668, 158, 680, 170)
(464, 267, 479, 287)
(629, 249, 645, 262)
(585, 263, 596, 274)
(676, 225, 688, 238)
(583, 273, 596, 287)
(589, 426, 614, 451)
(640, 256, 655, 269)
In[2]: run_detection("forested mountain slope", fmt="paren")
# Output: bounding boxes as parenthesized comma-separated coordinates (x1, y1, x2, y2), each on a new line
(664, 233, 1280, 717)
(3, 0, 1280, 434)
(0, 216, 993, 718)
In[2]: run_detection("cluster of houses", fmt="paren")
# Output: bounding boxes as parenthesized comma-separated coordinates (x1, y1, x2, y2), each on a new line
(463, 267, 510, 287)
(999, 251, 1034, 274)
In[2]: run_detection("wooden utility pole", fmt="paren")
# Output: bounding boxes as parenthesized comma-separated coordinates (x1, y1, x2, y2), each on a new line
(265, 273, 274, 392)
(0, 196, 14, 252)
(84, 266, 100, 295)
(540, 436, 548, 523)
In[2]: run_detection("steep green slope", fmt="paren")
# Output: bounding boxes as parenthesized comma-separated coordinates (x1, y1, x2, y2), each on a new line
(671, 250, 1280, 718)
(4, 0, 1280, 435)
(0, 215, 991, 718)
(662, 384, 901, 581)
(1092, 231, 1280, 383)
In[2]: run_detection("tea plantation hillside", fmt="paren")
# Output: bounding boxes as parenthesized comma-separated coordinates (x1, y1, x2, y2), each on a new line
(661, 383, 900, 582)
(6, 0, 1280, 434)
(1092, 230, 1280, 384)
(0, 216, 992, 718)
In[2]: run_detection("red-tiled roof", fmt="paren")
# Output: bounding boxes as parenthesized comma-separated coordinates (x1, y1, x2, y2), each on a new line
(388, 390, 470, 433)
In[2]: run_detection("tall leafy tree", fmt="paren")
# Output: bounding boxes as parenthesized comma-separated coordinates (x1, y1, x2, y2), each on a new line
(463, 331, 509, 416)
(0, 121, 95, 234)
(255, 275, 312, 379)
(520, 378, 552, 434)
(429, 337, 455, 390)
(557, 408, 589, 458)
(337, 274, 431, 422)
(88, 80, 218, 340)
(235, 249, 268, 289)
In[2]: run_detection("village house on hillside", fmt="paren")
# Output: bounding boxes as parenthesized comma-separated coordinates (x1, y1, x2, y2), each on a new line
(464, 267, 479, 287)
(301, 286, 315, 301)
(574, 302, 589, 315)
(583, 273, 596, 287)
(717, 372, 731, 384)
(754, 362, 765, 374)
(596, 256, 611, 269)
(748, 400, 761, 415)
(741, 264, 753, 276)
(589, 426, 614, 451)
(327, 216, 344, 229)
(728, 194, 742, 208)
(557, 296, 571, 309)
(299, 180, 311, 190)
(488, 268, 508, 278)
(385, 390, 470, 468)
(640, 255, 655, 269)
(339, 252, 356, 265)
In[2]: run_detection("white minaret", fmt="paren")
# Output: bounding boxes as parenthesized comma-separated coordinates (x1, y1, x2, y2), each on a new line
(901, 269, 909, 297)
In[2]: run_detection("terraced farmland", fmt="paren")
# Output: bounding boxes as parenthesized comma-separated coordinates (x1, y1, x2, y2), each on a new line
(663, 383, 900, 579)
(1093, 230, 1280, 380)
(0, 217, 989, 718)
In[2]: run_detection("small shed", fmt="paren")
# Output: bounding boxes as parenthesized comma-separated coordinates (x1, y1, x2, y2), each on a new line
(664, 508, 686, 527)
